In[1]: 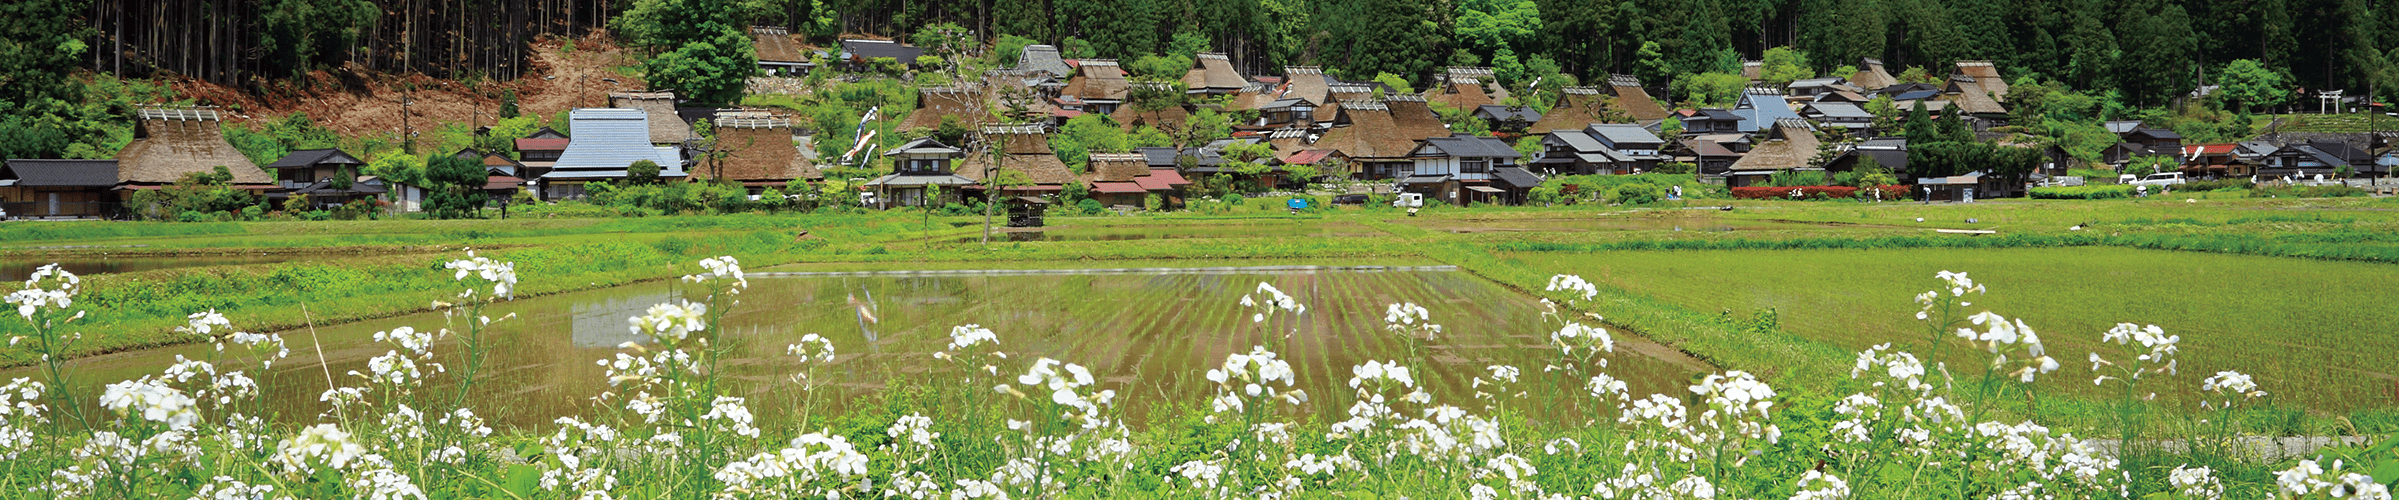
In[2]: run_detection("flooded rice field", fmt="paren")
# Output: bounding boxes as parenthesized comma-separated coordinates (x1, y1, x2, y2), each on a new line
(1400, 216, 1908, 234)
(1, 254, 325, 281)
(951, 221, 1383, 243)
(24, 263, 1708, 429)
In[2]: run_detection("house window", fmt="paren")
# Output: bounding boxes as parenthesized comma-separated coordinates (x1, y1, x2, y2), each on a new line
(1461, 159, 1488, 173)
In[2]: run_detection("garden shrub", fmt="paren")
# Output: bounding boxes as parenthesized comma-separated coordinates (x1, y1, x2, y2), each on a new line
(1729, 185, 1906, 200)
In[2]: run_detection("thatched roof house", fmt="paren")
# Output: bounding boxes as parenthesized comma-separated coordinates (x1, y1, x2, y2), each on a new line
(1726, 119, 1822, 186)
(1530, 87, 1614, 133)
(899, 85, 988, 132)
(957, 124, 1076, 194)
(1850, 58, 1898, 91)
(609, 91, 696, 144)
(115, 107, 275, 187)
(1182, 53, 1247, 95)
(752, 26, 812, 75)
(1384, 95, 1452, 140)
(1606, 75, 1671, 121)
(1955, 61, 2007, 101)
(698, 112, 823, 187)
(1064, 60, 1130, 103)
(1282, 66, 1331, 105)
(1426, 67, 1498, 110)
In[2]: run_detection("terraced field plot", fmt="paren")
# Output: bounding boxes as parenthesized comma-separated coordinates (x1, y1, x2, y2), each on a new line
(1507, 246, 2399, 412)
(21, 264, 1706, 428)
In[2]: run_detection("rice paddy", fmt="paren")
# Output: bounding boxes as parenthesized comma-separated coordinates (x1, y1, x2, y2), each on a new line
(1501, 246, 2399, 413)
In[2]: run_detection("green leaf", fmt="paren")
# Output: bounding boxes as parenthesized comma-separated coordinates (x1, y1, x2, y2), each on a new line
(504, 463, 541, 498)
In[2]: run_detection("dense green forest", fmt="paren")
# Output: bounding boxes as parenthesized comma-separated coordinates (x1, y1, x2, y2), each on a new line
(1, 0, 2392, 162)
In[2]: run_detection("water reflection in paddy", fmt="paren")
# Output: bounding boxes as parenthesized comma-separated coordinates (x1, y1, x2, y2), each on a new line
(1, 254, 325, 281)
(30, 265, 1708, 429)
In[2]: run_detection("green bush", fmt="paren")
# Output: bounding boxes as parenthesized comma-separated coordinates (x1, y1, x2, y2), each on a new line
(2030, 185, 2134, 199)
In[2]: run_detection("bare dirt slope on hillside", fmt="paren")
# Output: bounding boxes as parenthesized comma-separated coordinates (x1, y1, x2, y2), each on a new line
(169, 34, 645, 138)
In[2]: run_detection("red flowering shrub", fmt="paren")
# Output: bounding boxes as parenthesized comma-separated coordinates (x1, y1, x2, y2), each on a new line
(1729, 185, 1911, 200)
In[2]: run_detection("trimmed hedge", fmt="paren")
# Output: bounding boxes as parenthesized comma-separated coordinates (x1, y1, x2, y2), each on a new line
(2030, 185, 2135, 199)
(1729, 185, 1908, 200)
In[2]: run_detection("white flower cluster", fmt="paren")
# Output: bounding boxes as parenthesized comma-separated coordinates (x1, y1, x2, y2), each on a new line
(1013, 358, 1118, 426)
(2090, 323, 2180, 390)
(715, 432, 873, 497)
(1548, 322, 1615, 365)
(1687, 370, 1782, 457)
(2168, 464, 2223, 499)
(1240, 282, 1306, 323)
(682, 255, 748, 291)
(272, 424, 367, 475)
(1913, 270, 1985, 320)
(786, 333, 836, 363)
(701, 396, 761, 439)
(98, 377, 198, 431)
(1790, 470, 1851, 500)
(1381, 302, 1444, 343)
(373, 326, 440, 357)
(443, 250, 519, 300)
(1203, 346, 1304, 418)
(946, 324, 999, 352)
(1957, 311, 2059, 383)
(1330, 360, 1430, 438)
(1545, 274, 1598, 303)
(628, 300, 709, 343)
(1849, 344, 1931, 394)
(8, 264, 79, 320)
(177, 309, 232, 336)
(0, 378, 43, 460)
(2276, 459, 2392, 500)
(2199, 370, 2267, 409)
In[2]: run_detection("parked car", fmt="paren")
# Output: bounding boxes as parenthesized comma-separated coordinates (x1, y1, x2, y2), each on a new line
(1391, 193, 1424, 208)
(1332, 194, 1369, 205)
(2130, 172, 2187, 187)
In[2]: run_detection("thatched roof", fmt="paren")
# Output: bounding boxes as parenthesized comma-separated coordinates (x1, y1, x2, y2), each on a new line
(958, 153, 1076, 186)
(1384, 95, 1451, 140)
(115, 107, 275, 186)
(1283, 67, 1331, 104)
(1427, 67, 1498, 110)
(979, 124, 1054, 155)
(702, 115, 821, 182)
(1850, 58, 1898, 91)
(610, 92, 696, 144)
(899, 86, 987, 131)
(1313, 100, 1419, 160)
(1606, 75, 1671, 121)
(1086, 153, 1151, 182)
(1182, 53, 1247, 93)
(752, 27, 808, 64)
(1728, 119, 1821, 173)
(1530, 87, 1612, 133)
(1111, 102, 1188, 131)
(1266, 127, 1310, 154)
(1943, 76, 2008, 116)
(1065, 60, 1130, 101)
(1955, 61, 2007, 100)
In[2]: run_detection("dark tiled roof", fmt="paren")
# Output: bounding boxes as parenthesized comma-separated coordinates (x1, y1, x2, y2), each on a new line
(1, 159, 120, 187)
(1474, 104, 1542, 122)
(266, 148, 366, 169)
(1418, 134, 1521, 159)
(842, 39, 925, 61)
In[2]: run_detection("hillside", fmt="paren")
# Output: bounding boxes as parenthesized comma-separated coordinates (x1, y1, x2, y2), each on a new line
(166, 34, 645, 140)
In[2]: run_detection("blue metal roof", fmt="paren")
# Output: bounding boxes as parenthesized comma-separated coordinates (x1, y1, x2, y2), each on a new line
(1733, 94, 1802, 133)
(547, 108, 683, 178)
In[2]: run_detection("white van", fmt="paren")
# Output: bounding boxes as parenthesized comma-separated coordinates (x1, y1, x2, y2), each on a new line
(2130, 172, 2187, 187)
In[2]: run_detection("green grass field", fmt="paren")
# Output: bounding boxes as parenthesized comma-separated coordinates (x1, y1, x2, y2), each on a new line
(1503, 246, 2399, 414)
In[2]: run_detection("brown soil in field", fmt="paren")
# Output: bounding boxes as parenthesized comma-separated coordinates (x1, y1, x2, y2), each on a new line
(165, 33, 646, 138)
